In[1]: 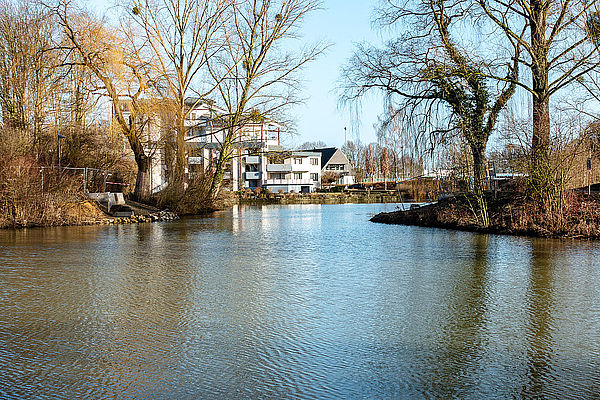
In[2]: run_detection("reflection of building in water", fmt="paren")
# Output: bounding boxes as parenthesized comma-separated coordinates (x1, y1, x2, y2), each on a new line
(231, 204, 246, 234)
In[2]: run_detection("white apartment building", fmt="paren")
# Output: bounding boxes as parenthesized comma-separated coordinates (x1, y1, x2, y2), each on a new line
(243, 151, 322, 193)
(184, 100, 284, 191)
(121, 98, 285, 193)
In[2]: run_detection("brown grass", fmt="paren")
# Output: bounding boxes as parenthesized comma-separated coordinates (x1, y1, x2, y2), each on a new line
(155, 173, 227, 214)
(372, 191, 600, 239)
(0, 156, 108, 228)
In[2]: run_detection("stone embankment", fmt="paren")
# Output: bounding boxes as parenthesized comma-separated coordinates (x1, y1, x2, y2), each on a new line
(238, 191, 412, 205)
(107, 210, 179, 224)
(75, 209, 179, 226)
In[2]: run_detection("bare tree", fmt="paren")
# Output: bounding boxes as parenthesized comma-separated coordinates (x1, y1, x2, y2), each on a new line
(0, 0, 57, 149)
(341, 0, 521, 226)
(478, 0, 600, 202)
(206, 0, 327, 199)
(380, 146, 390, 189)
(298, 140, 328, 150)
(365, 143, 375, 180)
(127, 0, 230, 193)
(54, 0, 160, 200)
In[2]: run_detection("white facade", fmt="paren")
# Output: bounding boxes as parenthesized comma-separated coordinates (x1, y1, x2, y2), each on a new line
(311, 147, 355, 187)
(339, 174, 355, 185)
(243, 151, 321, 193)
(121, 99, 284, 193)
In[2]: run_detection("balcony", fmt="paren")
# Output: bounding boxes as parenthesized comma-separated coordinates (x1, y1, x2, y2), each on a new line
(245, 155, 260, 164)
(265, 179, 313, 185)
(244, 171, 261, 180)
(266, 164, 292, 172)
(188, 157, 203, 165)
(291, 164, 310, 172)
(185, 119, 200, 127)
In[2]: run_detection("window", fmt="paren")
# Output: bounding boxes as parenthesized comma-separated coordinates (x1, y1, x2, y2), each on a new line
(294, 172, 302, 180)
(310, 173, 319, 181)
(294, 158, 302, 164)
(310, 158, 319, 165)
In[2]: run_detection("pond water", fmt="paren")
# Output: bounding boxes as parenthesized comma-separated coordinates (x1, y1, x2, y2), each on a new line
(1, 203, 600, 399)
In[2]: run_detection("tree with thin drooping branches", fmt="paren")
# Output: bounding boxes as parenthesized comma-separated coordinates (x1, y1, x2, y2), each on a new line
(54, 0, 161, 201)
(341, 0, 521, 226)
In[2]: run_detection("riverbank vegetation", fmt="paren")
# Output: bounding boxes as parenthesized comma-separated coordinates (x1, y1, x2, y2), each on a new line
(0, 0, 323, 227)
(371, 189, 600, 239)
(342, 0, 600, 235)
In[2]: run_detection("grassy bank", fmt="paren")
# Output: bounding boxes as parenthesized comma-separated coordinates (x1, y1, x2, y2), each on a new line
(371, 192, 600, 239)
(0, 197, 110, 229)
(2, 187, 411, 229)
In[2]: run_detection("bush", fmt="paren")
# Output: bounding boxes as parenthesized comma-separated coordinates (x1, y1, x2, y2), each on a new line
(0, 154, 85, 228)
(156, 173, 219, 214)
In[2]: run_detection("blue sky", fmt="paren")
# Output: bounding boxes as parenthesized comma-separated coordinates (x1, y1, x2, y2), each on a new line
(286, 0, 384, 148)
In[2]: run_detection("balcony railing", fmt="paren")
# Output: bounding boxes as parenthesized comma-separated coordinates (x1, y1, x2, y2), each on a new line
(265, 179, 313, 185)
(266, 164, 292, 172)
(188, 157, 204, 165)
(244, 171, 260, 180)
(291, 164, 311, 172)
(245, 156, 260, 164)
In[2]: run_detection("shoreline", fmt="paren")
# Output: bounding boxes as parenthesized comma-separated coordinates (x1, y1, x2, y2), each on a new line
(370, 192, 600, 240)
(0, 193, 409, 230)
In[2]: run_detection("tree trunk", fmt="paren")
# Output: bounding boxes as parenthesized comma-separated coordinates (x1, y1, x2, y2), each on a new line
(209, 140, 232, 200)
(529, 0, 552, 199)
(530, 92, 551, 192)
(472, 144, 487, 197)
(133, 154, 152, 202)
(471, 143, 489, 227)
(171, 112, 187, 194)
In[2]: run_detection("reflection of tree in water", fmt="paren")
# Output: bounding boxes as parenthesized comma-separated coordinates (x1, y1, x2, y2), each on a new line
(520, 239, 557, 399)
(428, 234, 491, 396)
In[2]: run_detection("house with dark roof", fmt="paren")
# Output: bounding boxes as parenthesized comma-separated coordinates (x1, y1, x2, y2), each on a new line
(310, 147, 355, 185)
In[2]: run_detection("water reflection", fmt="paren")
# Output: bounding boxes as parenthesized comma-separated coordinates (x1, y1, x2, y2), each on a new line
(432, 234, 491, 397)
(1, 205, 600, 399)
(522, 239, 557, 398)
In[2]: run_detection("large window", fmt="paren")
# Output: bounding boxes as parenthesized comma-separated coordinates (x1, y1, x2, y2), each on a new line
(294, 172, 302, 180)
(310, 158, 319, 165)
(294, 158, 303, 164)
(310, 173, 319, 181)
(326, 164, 345, 171)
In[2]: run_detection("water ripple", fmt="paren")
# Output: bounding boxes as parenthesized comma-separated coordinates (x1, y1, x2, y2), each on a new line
(1, 204, 600, 398)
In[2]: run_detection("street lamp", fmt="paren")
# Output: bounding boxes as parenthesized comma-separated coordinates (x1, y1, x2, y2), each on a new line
(588, 149, 592, 195)
(57, 133, 66, 171)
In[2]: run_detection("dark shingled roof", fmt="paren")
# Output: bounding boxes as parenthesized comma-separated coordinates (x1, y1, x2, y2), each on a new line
(309, 147, 338, 166)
